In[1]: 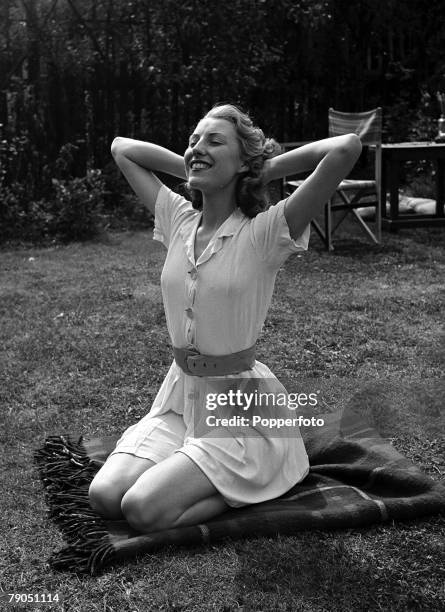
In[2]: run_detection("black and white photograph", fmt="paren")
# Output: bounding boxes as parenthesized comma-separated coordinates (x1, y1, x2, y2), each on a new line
(1, 1, 444, 610)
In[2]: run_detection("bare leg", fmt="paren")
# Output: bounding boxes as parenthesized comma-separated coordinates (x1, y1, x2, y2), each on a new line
(121, 452, 229, 533)
(89, 412, 188, 519)
(88, 453, 156, 519)
(170, 494, 229, 528)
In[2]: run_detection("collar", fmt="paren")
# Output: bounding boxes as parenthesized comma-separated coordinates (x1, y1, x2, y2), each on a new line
(180, 207, 247, 266)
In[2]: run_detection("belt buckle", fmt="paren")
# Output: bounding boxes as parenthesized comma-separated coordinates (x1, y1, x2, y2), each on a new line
(185, 350, 202, 376)
(188, 355, 219, 376)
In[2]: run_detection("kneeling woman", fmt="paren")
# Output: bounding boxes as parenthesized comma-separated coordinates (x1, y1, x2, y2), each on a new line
(88, 104, 362, 533)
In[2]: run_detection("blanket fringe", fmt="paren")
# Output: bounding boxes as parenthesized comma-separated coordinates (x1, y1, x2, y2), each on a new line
(34, 435, 115, 575)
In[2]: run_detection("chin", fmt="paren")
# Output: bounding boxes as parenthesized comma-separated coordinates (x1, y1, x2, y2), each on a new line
(188, 177, 207, 191)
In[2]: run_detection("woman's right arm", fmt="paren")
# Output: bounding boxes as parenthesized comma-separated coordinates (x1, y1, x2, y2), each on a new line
(111, 138, 187, 215)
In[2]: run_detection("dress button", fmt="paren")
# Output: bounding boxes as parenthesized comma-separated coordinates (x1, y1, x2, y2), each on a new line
(185, 307, 194, 319)
(189, 269, 198, 280)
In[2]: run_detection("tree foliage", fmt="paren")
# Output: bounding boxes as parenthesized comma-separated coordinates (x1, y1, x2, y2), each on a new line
(1, 0, 444, 241)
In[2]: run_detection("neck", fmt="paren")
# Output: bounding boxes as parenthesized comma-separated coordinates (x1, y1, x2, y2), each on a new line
(200, 186, 238, 230)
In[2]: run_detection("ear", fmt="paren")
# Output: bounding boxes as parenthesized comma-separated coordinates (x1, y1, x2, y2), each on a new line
(238, 160, 249, 173)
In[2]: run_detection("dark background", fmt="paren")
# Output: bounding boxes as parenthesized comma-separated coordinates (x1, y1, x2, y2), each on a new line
(1, 0, 444, 242)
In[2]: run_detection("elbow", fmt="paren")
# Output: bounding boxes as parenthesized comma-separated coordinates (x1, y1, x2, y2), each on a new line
(343, 133, 362, 160)
(110, 136, 128, 158)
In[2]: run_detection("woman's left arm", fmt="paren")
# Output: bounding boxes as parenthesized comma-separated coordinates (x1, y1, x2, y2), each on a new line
(264, 135, 362, 240)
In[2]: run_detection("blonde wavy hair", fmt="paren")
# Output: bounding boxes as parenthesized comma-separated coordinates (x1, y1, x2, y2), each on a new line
(184, 104, 281, 217)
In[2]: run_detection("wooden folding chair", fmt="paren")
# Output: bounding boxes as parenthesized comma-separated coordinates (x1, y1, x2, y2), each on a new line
(284, 107, 383, 250)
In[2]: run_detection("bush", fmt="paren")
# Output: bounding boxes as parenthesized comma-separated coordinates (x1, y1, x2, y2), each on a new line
(0, 135, 107, 245)
(51, 169, 106, 242)
(0, 182, 30, 243)
(100, 161, 153, 231)
(385, 92, 439, 198)
(0, 160, 153, 245)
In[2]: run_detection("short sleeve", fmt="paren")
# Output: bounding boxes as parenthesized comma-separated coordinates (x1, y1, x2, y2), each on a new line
(153, 185, 196, 248)
(249, 198, 310, 268)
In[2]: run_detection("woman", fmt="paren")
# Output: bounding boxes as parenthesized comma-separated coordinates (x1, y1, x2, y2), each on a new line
(88, 104, 362, 533)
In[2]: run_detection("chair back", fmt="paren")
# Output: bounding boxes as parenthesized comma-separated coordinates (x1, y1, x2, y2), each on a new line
(328, 107, 382, 145)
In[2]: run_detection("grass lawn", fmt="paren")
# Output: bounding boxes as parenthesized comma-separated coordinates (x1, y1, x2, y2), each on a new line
(1, 222, 444, 612)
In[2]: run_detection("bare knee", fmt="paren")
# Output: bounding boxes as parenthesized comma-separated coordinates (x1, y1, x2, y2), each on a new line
(88, 475, 125, 520)
(121, 490, 170, 533)
(88, 454, 155, 520)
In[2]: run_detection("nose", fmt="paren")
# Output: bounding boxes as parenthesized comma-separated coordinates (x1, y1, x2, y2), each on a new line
(191, 137, 206, 156)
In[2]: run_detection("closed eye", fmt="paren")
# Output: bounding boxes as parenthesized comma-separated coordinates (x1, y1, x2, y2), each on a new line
(188, 132, 226, 147)
(188, 139, 223, 147)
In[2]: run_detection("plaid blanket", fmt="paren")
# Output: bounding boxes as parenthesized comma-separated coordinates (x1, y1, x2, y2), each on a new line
(34, 407, 445, 575)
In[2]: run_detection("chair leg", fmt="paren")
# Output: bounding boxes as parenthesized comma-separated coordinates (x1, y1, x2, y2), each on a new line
(325, 200, 333, 251)
(375, 192, 382, 243)
(311, 219, 327, 242)
(326, 191, 381, 249)
(332, 210, 349, 234)
(351, 209, 379, 243)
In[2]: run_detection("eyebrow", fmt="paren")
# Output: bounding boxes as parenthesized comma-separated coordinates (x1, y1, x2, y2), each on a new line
(189, 132, 227, 140)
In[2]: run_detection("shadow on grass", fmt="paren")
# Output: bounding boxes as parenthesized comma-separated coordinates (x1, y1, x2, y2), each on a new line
(308, 220, 444, 263)
(345, 378, 445, 440)
(232, 524, 443, 611)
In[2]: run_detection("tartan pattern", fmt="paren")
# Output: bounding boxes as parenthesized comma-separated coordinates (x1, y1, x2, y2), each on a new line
(328, 107, 382, 145)
(35, 408, 445, 575)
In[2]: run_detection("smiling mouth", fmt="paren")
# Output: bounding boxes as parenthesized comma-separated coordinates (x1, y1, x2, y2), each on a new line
(190, 160, 212, 170)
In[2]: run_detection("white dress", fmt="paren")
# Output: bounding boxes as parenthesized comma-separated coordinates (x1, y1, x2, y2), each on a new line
(112, 185, 310, 507)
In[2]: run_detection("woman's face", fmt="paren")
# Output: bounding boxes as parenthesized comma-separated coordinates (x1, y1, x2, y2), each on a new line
(184, 118, 247, 193)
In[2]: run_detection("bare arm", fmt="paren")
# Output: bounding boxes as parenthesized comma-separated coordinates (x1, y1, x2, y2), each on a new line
(111, 138, 187, 215)
(264, 135, 363, 240)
